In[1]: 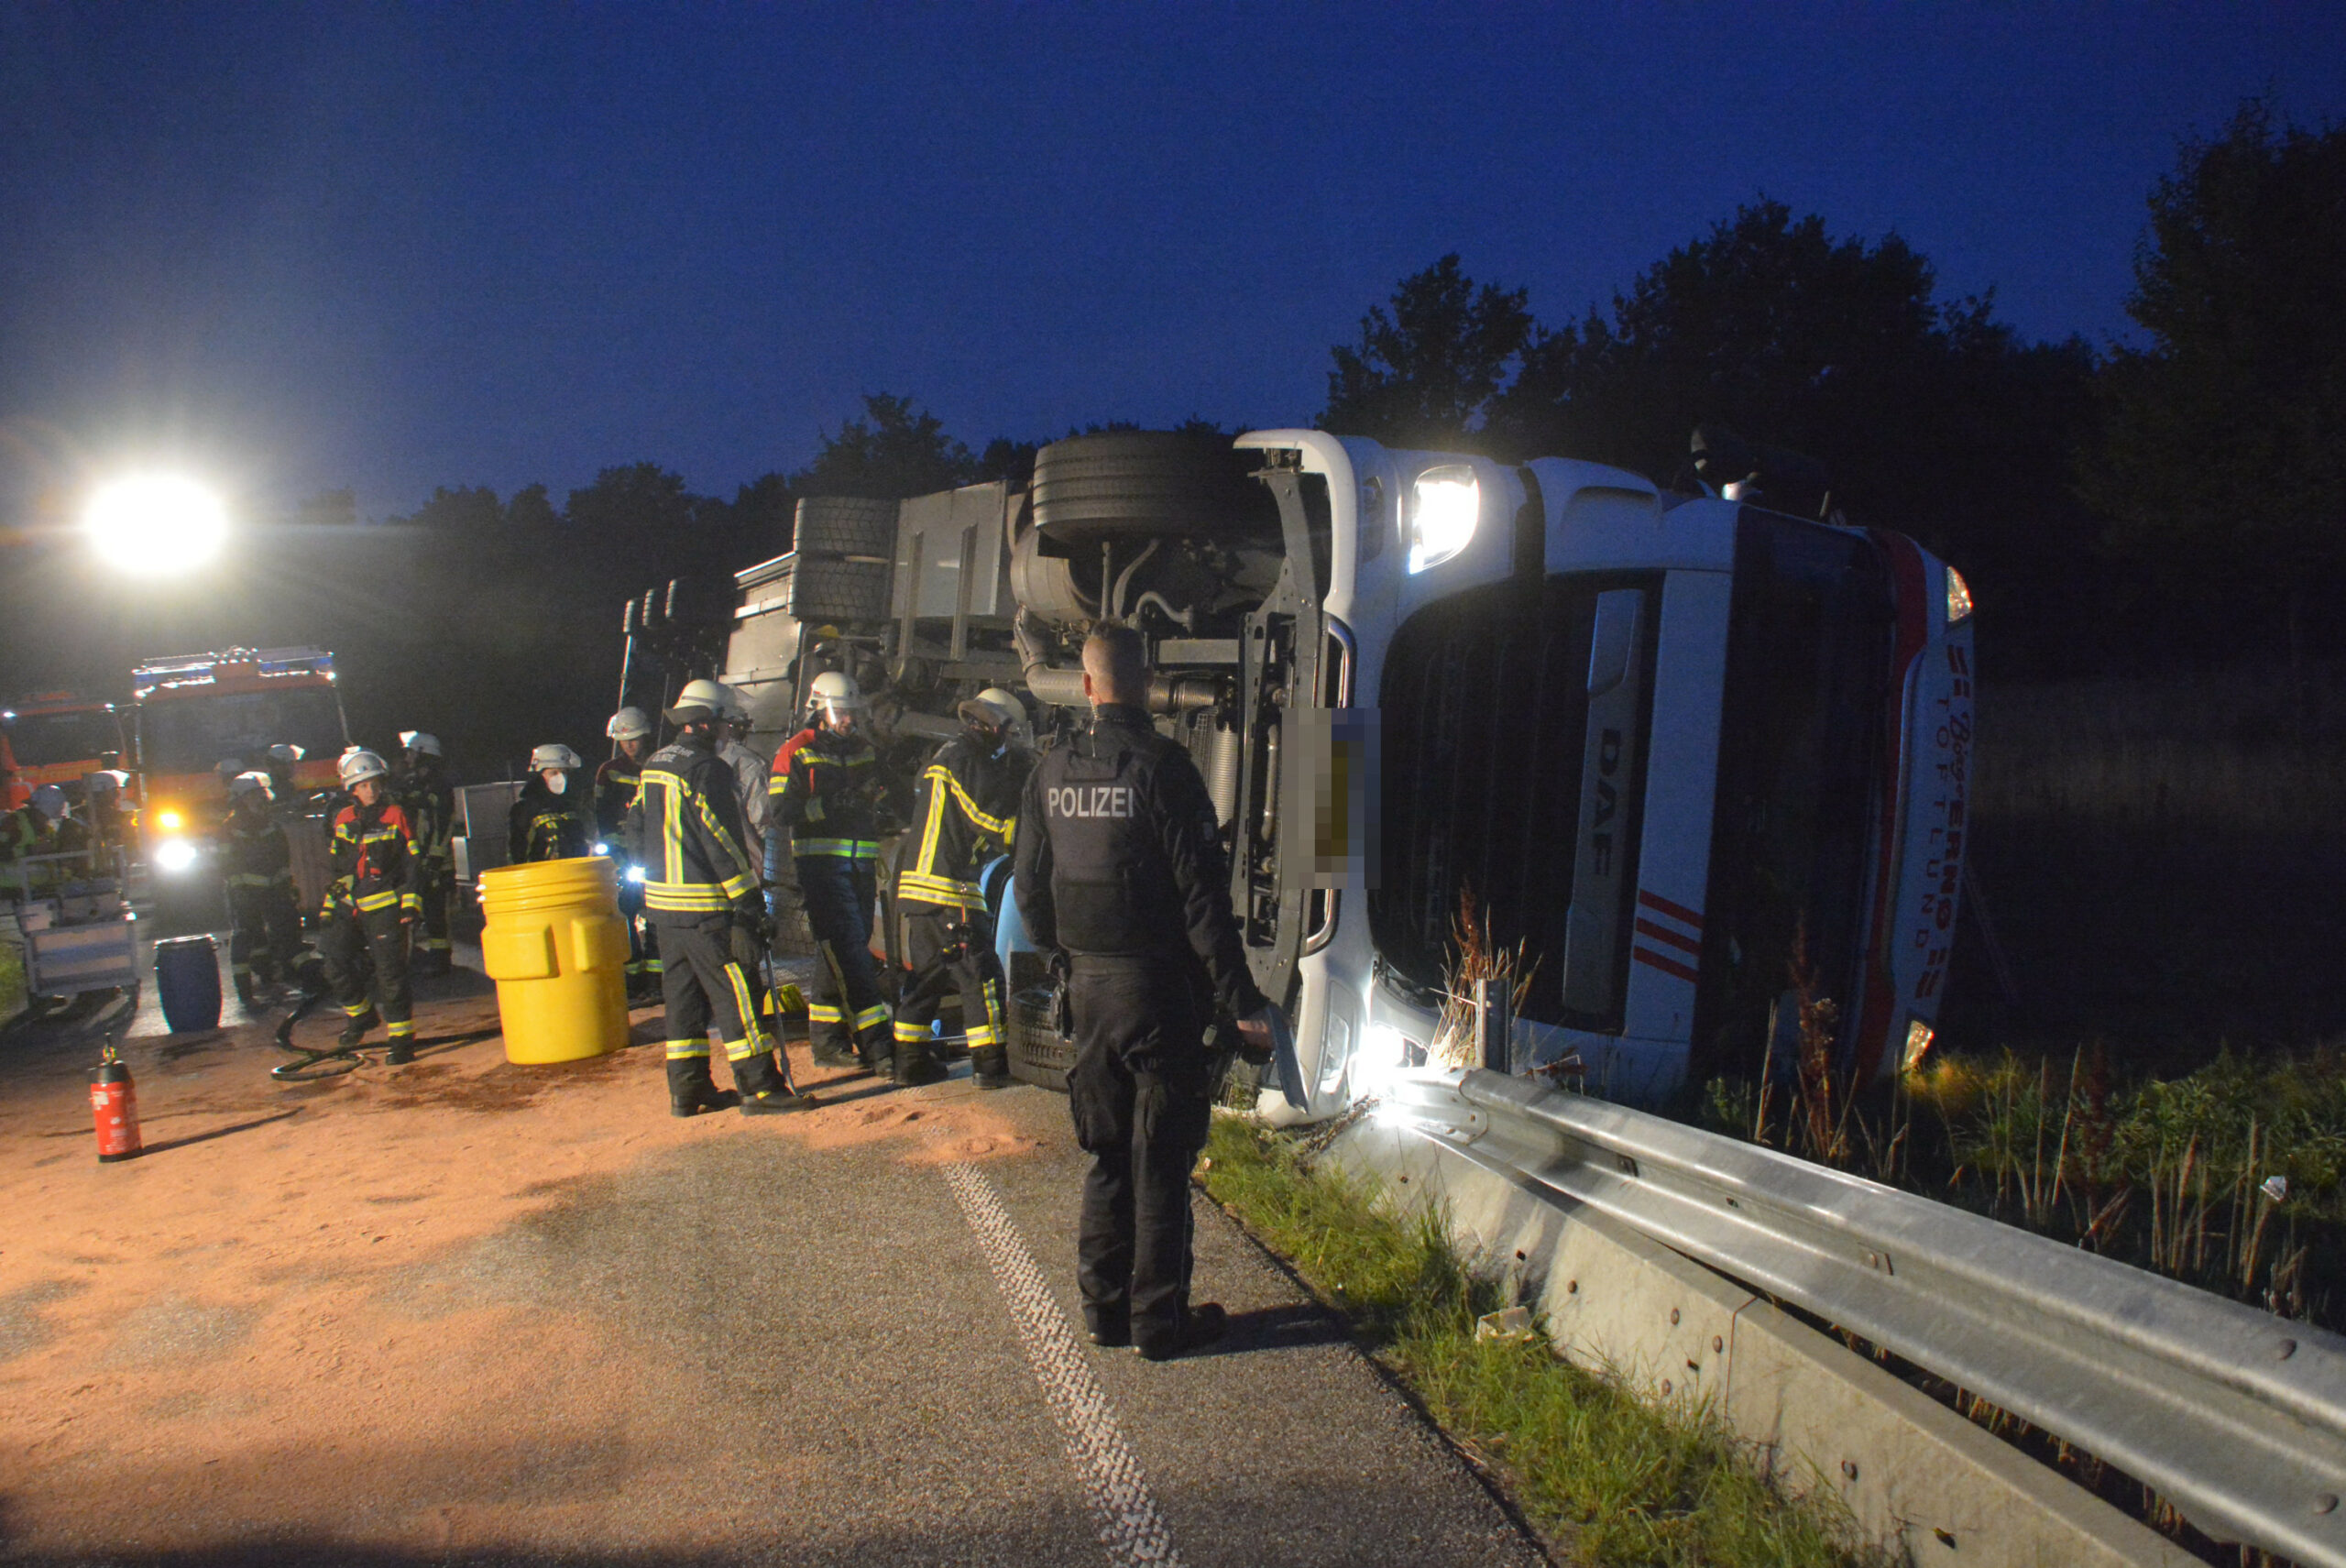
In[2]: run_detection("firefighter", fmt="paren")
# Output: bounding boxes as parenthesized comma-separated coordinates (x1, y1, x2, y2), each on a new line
(318, 749, 421, 1062)
(597, 707, 659, 1001)
(771, 670, 893, 1073)
(510, 744, 595, 862)
(82, 771, 136, 855)
(625, 678, 812, 1117)
(1014, 622, 1277, 1360)
(264, 742, 305, 801)
(0, 784, 64, 898)
(222, 771, 308, 1003)
(715, 685, 773, 885)
(893, 687, 1033, 1090)
(397, 731, 456, 976)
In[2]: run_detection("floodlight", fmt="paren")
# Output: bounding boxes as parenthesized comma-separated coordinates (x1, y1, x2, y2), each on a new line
(1408, 466, 1479, 573)
(83, 475, 228, 575)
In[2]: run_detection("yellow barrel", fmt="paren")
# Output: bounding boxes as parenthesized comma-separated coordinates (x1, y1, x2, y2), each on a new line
(477, 856, 631, 1065)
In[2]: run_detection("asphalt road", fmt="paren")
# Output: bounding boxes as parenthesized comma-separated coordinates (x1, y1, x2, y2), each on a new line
(0, 940, 1545, 1568)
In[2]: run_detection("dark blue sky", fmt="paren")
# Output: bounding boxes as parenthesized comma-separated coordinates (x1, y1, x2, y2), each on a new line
(4, 3, 2341, 521)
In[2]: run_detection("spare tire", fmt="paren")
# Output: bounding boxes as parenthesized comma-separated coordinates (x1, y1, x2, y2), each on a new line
(788, 557, 892, 623)
(1031, 431, 1278, 543)
(794, 496, 900, 558)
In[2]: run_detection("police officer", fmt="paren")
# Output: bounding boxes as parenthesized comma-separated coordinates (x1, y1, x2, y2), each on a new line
(510, 744, 595, 862)
(398, 731, 457, 976)
(626, 679, 812, 1117)
(319, 749, 422, 1061)
(1014, 622, 1277, 1360)
(222, 771, 308, 1003)
(770, 670, 893, 1073)
(893, 688, 1032, 1090)
(597, 707, 659, 1001)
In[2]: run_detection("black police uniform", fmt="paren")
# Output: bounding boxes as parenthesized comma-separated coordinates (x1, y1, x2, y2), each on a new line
(627, 731, 798, 1113)
(1013, 702, 1269, 1355)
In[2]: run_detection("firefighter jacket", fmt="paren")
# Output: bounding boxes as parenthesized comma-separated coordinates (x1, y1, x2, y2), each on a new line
(0, 806, 58, 894)
(509, 778, 594, 864)
(1013, 704, 1267, 1020)
(222, 801, 295, 894)
(398, 764, 455, 865)
(718, 736, 772, 875)
(323, 797, 421, 920)
(593, 756, 642, 843)
(770, 726, 882, 863)
(897, 734, 1031, 912)
(627, 734, 759, 918)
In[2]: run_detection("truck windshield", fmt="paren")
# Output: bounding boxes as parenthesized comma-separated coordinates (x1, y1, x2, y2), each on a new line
(1690, 512, 1895, 1080)
(138, 688, 347, 775)
(4, 709, 126, 766)
(1372, 572, 1661, 1031)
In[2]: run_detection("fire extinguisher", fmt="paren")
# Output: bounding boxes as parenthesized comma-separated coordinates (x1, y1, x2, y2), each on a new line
(91, 1045, 141, 1164)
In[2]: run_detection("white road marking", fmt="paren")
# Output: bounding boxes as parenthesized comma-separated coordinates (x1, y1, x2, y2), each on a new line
(943, 1158, 1183, 1568)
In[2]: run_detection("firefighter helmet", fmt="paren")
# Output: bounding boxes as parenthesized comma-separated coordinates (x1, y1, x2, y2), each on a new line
(215, 759, 245, 781)
(664, 678, 731, 726)
(718, 685, 752, 724)
(807, 670, 866, 722)
(267, 742, 304, 763)
(606, 707, 652, 741)
(337, 750, 389, 788)
(400, 730, 443, 758)
(27, 784, 66, 819)
(229, 771, 274, 801)
(83, 769, 128, 796)
(530, 743, 584, 773)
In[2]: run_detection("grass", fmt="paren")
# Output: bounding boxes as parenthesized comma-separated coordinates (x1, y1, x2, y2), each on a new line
(1198, 1116, 1885, 1568)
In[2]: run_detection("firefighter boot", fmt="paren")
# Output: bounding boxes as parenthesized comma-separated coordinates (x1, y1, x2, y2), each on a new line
(337, 1010, 378, 1050)
(234, 971, 258, 1008)
(858, 1025, 894, 1078)
(972, 1045, 1013, 1091)
(667, 1059, 740, 1118)
(893, 1037, 946, 1089)
(734, 1050, 817, 1114)
(811, 1034, 861, 1069)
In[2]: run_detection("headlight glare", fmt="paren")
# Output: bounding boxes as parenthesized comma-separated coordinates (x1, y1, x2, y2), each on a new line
(153, 839, 199, 873)
(156, 808, 184, 831)
(1407, 466, 1480, 574)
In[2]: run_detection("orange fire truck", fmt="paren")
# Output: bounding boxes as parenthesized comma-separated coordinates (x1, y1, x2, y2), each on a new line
(132, 648, 350, 908)
(1, 692, 129, 810)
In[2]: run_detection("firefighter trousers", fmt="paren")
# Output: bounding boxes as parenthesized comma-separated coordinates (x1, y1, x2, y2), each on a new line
(653, 914, 784, 1098)
(617, 872, 660, 989)
(226, 880, 305, 985)
(319, 904, 413, 1042)
(1066, 955, 1214, 1353)
(894, 906, 1004, 1055)
(796, 855, 888, 1055)
(416, 859, 455, 956)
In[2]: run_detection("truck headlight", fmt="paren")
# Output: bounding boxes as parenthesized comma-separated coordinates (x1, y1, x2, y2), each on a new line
(1946, 565, 1974, 626)
(625, 864, 646, 883)
(1408, 466, 1479, 574)
(153, 839, 199, 873)
(155, 808, 185, 831)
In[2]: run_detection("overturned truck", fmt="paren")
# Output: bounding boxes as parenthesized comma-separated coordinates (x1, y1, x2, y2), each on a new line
(636, 427, 1975, 1122)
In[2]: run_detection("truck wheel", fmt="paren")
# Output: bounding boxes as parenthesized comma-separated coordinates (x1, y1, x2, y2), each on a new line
(1004, 986, 1073, 1092)
(1031, 430, 1277, 543)
(787, 557, 892, 622)
(794, 496, 900, 558)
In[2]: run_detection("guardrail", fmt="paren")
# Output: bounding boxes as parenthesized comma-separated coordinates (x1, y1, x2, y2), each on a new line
(1370, 1068, 2346, 1568)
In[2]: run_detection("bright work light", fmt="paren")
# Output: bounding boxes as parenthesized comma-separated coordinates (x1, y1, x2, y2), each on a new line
(1408, 466, 1479, 574)
(153, 839, 199, 873)
(83, 475, 228, 575)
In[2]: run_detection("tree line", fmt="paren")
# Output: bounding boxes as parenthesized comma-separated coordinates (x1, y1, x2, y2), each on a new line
(299, 99, 2334, 771)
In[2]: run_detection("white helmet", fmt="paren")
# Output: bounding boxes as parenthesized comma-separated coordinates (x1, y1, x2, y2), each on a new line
(27, 784, 66, 819)
(215, 758, 246, 781)
(83, 769, 127, 796)
(229, 771, 275, 801)
(338, 749, 389, 787)
(808, 670, 866, 722)
(606, 707, 652, 741)
(718, 684, 752, 724)
(665, 677, 731, 725)
(530, 743, 584, 772)
(962, 686, 1025, 730)
(400, 730, 443, 758)
(268, 742, 304, 764)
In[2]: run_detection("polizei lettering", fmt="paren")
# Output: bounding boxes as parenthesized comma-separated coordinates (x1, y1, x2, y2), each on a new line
(1049, 784, 1135, 819)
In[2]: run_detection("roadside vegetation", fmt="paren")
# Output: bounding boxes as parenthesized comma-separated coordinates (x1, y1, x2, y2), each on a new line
(1198, 1117, 1886, 1568)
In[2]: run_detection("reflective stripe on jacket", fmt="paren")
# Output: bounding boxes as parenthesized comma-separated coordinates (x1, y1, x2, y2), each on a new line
(628, 737, 756, 916)
(896, 735, 1029, 911)
(325, 799, 420, 919)
(771, 727, 882, 860)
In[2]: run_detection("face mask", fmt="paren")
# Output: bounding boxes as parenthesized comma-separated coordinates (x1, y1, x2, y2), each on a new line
(546, 773, 568, 795)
